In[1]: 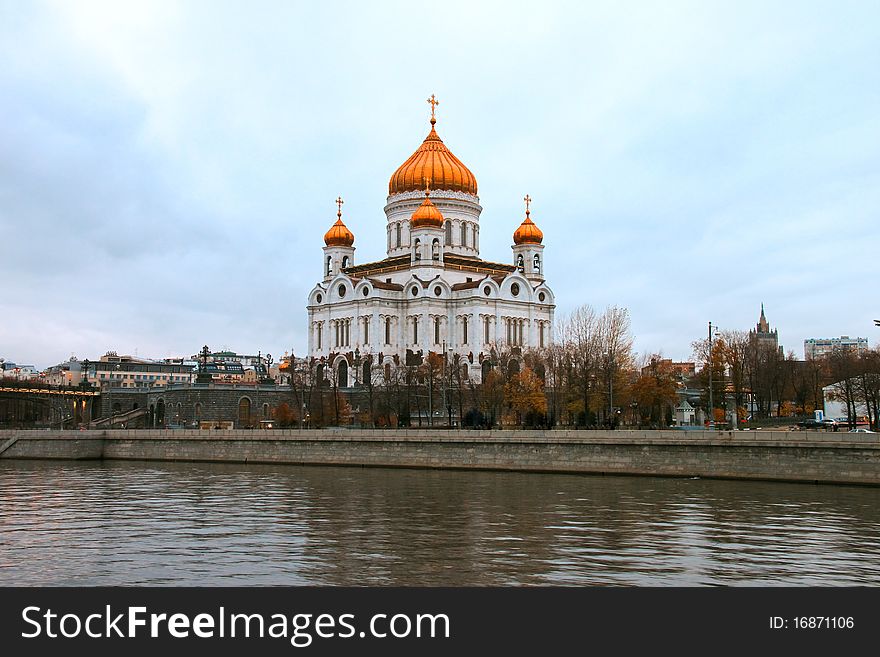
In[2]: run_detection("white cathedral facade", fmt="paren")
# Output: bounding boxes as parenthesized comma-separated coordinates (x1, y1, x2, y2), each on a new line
(307, 98, 555, 385)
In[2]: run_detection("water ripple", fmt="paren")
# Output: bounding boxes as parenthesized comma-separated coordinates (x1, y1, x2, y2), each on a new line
(1, 460, 879, 586)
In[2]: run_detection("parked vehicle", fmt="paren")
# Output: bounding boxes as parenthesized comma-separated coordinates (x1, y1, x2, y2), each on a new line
(848, 428, 876, 434)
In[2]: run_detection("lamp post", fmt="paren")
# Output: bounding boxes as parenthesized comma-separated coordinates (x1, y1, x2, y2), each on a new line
(708, 322, 714, 430)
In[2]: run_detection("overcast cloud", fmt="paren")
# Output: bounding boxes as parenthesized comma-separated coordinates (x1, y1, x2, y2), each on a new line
(1, 0, 878, 368)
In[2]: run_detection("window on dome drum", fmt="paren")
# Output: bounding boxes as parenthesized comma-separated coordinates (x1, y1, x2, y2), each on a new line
(432, 239, 440, 260)
(434, 317, 441, 345)
(414, 238, 421, 260)
(516, 254, 524, 271)
(326, 256, 332, 276)
(445, 221, 452, 244)
(534, 254, 541, 273)
(461, 222, 467, 246)
(396, 223, 401, 248)
(341, 256, 349, 269)
(385, 317, 391, 344)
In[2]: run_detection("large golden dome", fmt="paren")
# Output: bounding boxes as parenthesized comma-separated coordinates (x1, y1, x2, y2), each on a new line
(389, 116, 478, 196)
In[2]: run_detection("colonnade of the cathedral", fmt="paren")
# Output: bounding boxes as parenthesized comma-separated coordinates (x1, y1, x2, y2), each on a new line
(309, 305, 551, 373)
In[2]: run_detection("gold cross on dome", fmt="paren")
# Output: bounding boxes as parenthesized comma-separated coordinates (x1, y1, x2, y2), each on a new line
(336, 196, 344, 217)
(524, 194, 532, 215)
(427, 94, 439, 119)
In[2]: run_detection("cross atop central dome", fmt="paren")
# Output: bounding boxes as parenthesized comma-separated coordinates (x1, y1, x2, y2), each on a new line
(388, 95, 478, 197)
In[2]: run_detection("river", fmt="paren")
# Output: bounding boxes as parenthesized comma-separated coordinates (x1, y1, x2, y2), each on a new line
(1, 460, 878, 586)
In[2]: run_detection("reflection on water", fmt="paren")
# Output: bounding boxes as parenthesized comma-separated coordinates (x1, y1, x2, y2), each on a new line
(1, 460, 879, 586)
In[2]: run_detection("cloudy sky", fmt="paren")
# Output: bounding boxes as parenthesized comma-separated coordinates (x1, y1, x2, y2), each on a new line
(2, 0, 878, 368)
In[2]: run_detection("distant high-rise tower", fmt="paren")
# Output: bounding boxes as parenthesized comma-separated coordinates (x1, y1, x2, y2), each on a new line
(750, 304, 783, 355)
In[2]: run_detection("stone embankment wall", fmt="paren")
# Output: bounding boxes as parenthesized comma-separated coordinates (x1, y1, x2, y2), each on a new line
(1, 429, 878, 486)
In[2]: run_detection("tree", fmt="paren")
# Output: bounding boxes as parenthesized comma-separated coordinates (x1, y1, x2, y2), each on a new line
(632, 356, 679, 428)
(504, 367, 547, 427)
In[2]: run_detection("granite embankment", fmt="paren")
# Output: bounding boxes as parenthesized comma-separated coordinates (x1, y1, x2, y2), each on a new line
(1, 428, 878, 486)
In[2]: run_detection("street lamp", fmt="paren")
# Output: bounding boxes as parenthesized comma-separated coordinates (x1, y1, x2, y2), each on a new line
(708, 322, 715, 429)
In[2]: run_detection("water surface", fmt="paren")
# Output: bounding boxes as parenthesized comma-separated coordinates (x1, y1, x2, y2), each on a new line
(1, 460, 878, 585)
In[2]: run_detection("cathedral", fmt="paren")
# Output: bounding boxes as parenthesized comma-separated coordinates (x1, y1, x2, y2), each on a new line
(307, 97, 555, 385)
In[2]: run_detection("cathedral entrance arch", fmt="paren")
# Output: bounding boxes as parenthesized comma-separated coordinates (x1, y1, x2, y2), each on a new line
(337, 360, 348, 388)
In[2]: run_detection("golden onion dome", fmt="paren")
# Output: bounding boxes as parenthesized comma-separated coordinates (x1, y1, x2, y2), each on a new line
(324, 218, 354, 247)
(389, 99, 477, 196)
(513, 195, 543, 244)
(324, 198, 354, 247)
(410, 188, 444, 229)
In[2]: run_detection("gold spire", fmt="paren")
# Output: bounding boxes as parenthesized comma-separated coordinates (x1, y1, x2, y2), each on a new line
(427, 94, 439, 125)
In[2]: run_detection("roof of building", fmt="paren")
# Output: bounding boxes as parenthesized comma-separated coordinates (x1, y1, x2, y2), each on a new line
(388, 111, 477, 196)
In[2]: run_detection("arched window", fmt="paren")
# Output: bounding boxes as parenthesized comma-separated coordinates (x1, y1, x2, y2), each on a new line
(363, 317, 369, 345)
(413, 317, 419, 344)
(385, 317, 391, 345)
(462, 316, 468, 344)
(534, 254, 541, 273)
(341, 255, 349, 269)
(434, 317, 441, 345)
(484, 317, 490, 344)
(262, 403, 270, 419)
(445, 220, 452, 244)
(539, 322, 545, 348)
(156, 399, 165, 424)
(396, 223, 402, 248)
(481, 360, 492, 381)
(432, 239, 440, 260)
(461, 222, 467, 246)
(516, 254, 524, 271)
(326, 256, 332, 276)
(337, 360, 348, 388)
(238, 398, 251, 425)
(414, 238, 421, 260)
(317, 323, 323, 350)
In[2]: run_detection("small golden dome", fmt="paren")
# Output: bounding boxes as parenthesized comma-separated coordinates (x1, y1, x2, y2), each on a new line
(389, 101, 477, 196)
(410, 188, 444, 229)
(324, 218, 354, 246)
(514, 195, 543, 244)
